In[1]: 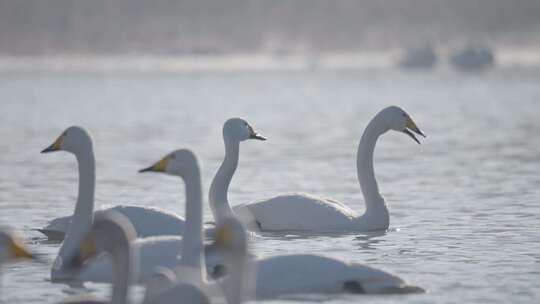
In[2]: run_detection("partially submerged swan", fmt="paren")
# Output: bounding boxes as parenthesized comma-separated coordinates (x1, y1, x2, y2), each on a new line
(48, 133, 220, 283)
(214, 107, 425, 232)
(37, 126, 189, 241)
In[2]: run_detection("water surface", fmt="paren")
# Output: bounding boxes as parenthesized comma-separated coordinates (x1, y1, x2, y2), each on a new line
(0, 66, 539, 303)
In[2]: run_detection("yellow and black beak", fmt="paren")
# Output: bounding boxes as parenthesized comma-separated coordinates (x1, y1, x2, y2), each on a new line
(248, 125, 266, 141)
(403, 116, 426, 145)
(8, 235, 35, 260)
(139, 154, 171, 173)
(41, 133, 63, 153)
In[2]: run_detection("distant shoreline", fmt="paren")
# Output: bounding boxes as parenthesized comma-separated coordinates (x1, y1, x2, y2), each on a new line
(0, 48, 539, 72)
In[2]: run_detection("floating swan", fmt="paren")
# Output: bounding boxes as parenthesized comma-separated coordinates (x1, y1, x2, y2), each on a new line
(47, 130, 220, 283)
(37, 126, 189, 241)
(140, 150, 249, 304)
(218, 106, 425, 232)
(209, 118, 266, 228)
(217, 216, 423, 298)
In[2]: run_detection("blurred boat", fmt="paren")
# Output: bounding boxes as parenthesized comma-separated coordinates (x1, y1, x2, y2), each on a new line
(398, 45, 437, 69)
(450, 45, 495, 71)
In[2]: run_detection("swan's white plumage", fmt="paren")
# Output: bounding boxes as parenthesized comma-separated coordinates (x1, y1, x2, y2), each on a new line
(254, 254, 420, 297)
(217, 217, 423, 298)
(38, 205, 187, 241)
(234, 193, 358, 231)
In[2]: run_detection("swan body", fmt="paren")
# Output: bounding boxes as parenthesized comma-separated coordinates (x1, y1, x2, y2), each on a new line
(234, 193, 360, 231)
(213, 108, 425, 232)
(38, 126, 195, 242)
(36, 205, 188, 241)
(217, 216, 422, 298)
(62, 236, 223, 283)
(254, 254, 423, 297)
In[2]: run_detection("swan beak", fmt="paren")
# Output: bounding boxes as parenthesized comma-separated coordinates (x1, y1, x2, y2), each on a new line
(248, 125, 266, 141)
(139, 155, 171, 173)
(8, 236, 35, 260)
(41, 134, 63, 153)
(403, 116, 425, 144)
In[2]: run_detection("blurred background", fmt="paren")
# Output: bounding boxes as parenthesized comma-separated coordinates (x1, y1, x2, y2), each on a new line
(1, 1, 539, 304)
(0, 0, 539, 68)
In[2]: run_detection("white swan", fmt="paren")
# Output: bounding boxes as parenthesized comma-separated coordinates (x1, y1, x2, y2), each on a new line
(38, 126, 189, 241)
(47, 131, 220, 283)
(217, 216, 423, 298)
(209, 118, 266, 228)
(214, 107, 425, 232)
(140, 150, 249, 304)
(60, 212, 137, 304)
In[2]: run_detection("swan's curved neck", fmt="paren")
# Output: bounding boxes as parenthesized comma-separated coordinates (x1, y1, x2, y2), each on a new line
(209, 138, 238, 225)
(357, 115, 388, 214)
(57, 149, 96, 261)
(179, 165, 205, 281)
(74, 151, 96, 230)
(110, 234, 132, 304)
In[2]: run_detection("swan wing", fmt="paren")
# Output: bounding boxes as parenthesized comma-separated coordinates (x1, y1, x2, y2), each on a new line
(234, 194, 358, 231)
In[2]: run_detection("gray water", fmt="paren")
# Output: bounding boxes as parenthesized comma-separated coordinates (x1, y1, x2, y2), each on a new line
(0, 66, 539, 303)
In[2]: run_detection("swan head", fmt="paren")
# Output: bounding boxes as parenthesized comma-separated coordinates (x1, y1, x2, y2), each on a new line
(223, 118, 266, 142)
(63, 211, 135, 272)
(41, 126, 93, 155)
(139, 149, 199, 179)
(380, 106, 425, 144)
(0, 229, 35, 263)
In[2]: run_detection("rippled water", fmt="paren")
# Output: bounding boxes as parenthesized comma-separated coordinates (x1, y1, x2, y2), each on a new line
(1, 66, 539, 303)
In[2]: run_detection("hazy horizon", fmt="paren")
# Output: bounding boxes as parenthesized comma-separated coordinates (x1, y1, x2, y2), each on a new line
(1, 0, 539, 55)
